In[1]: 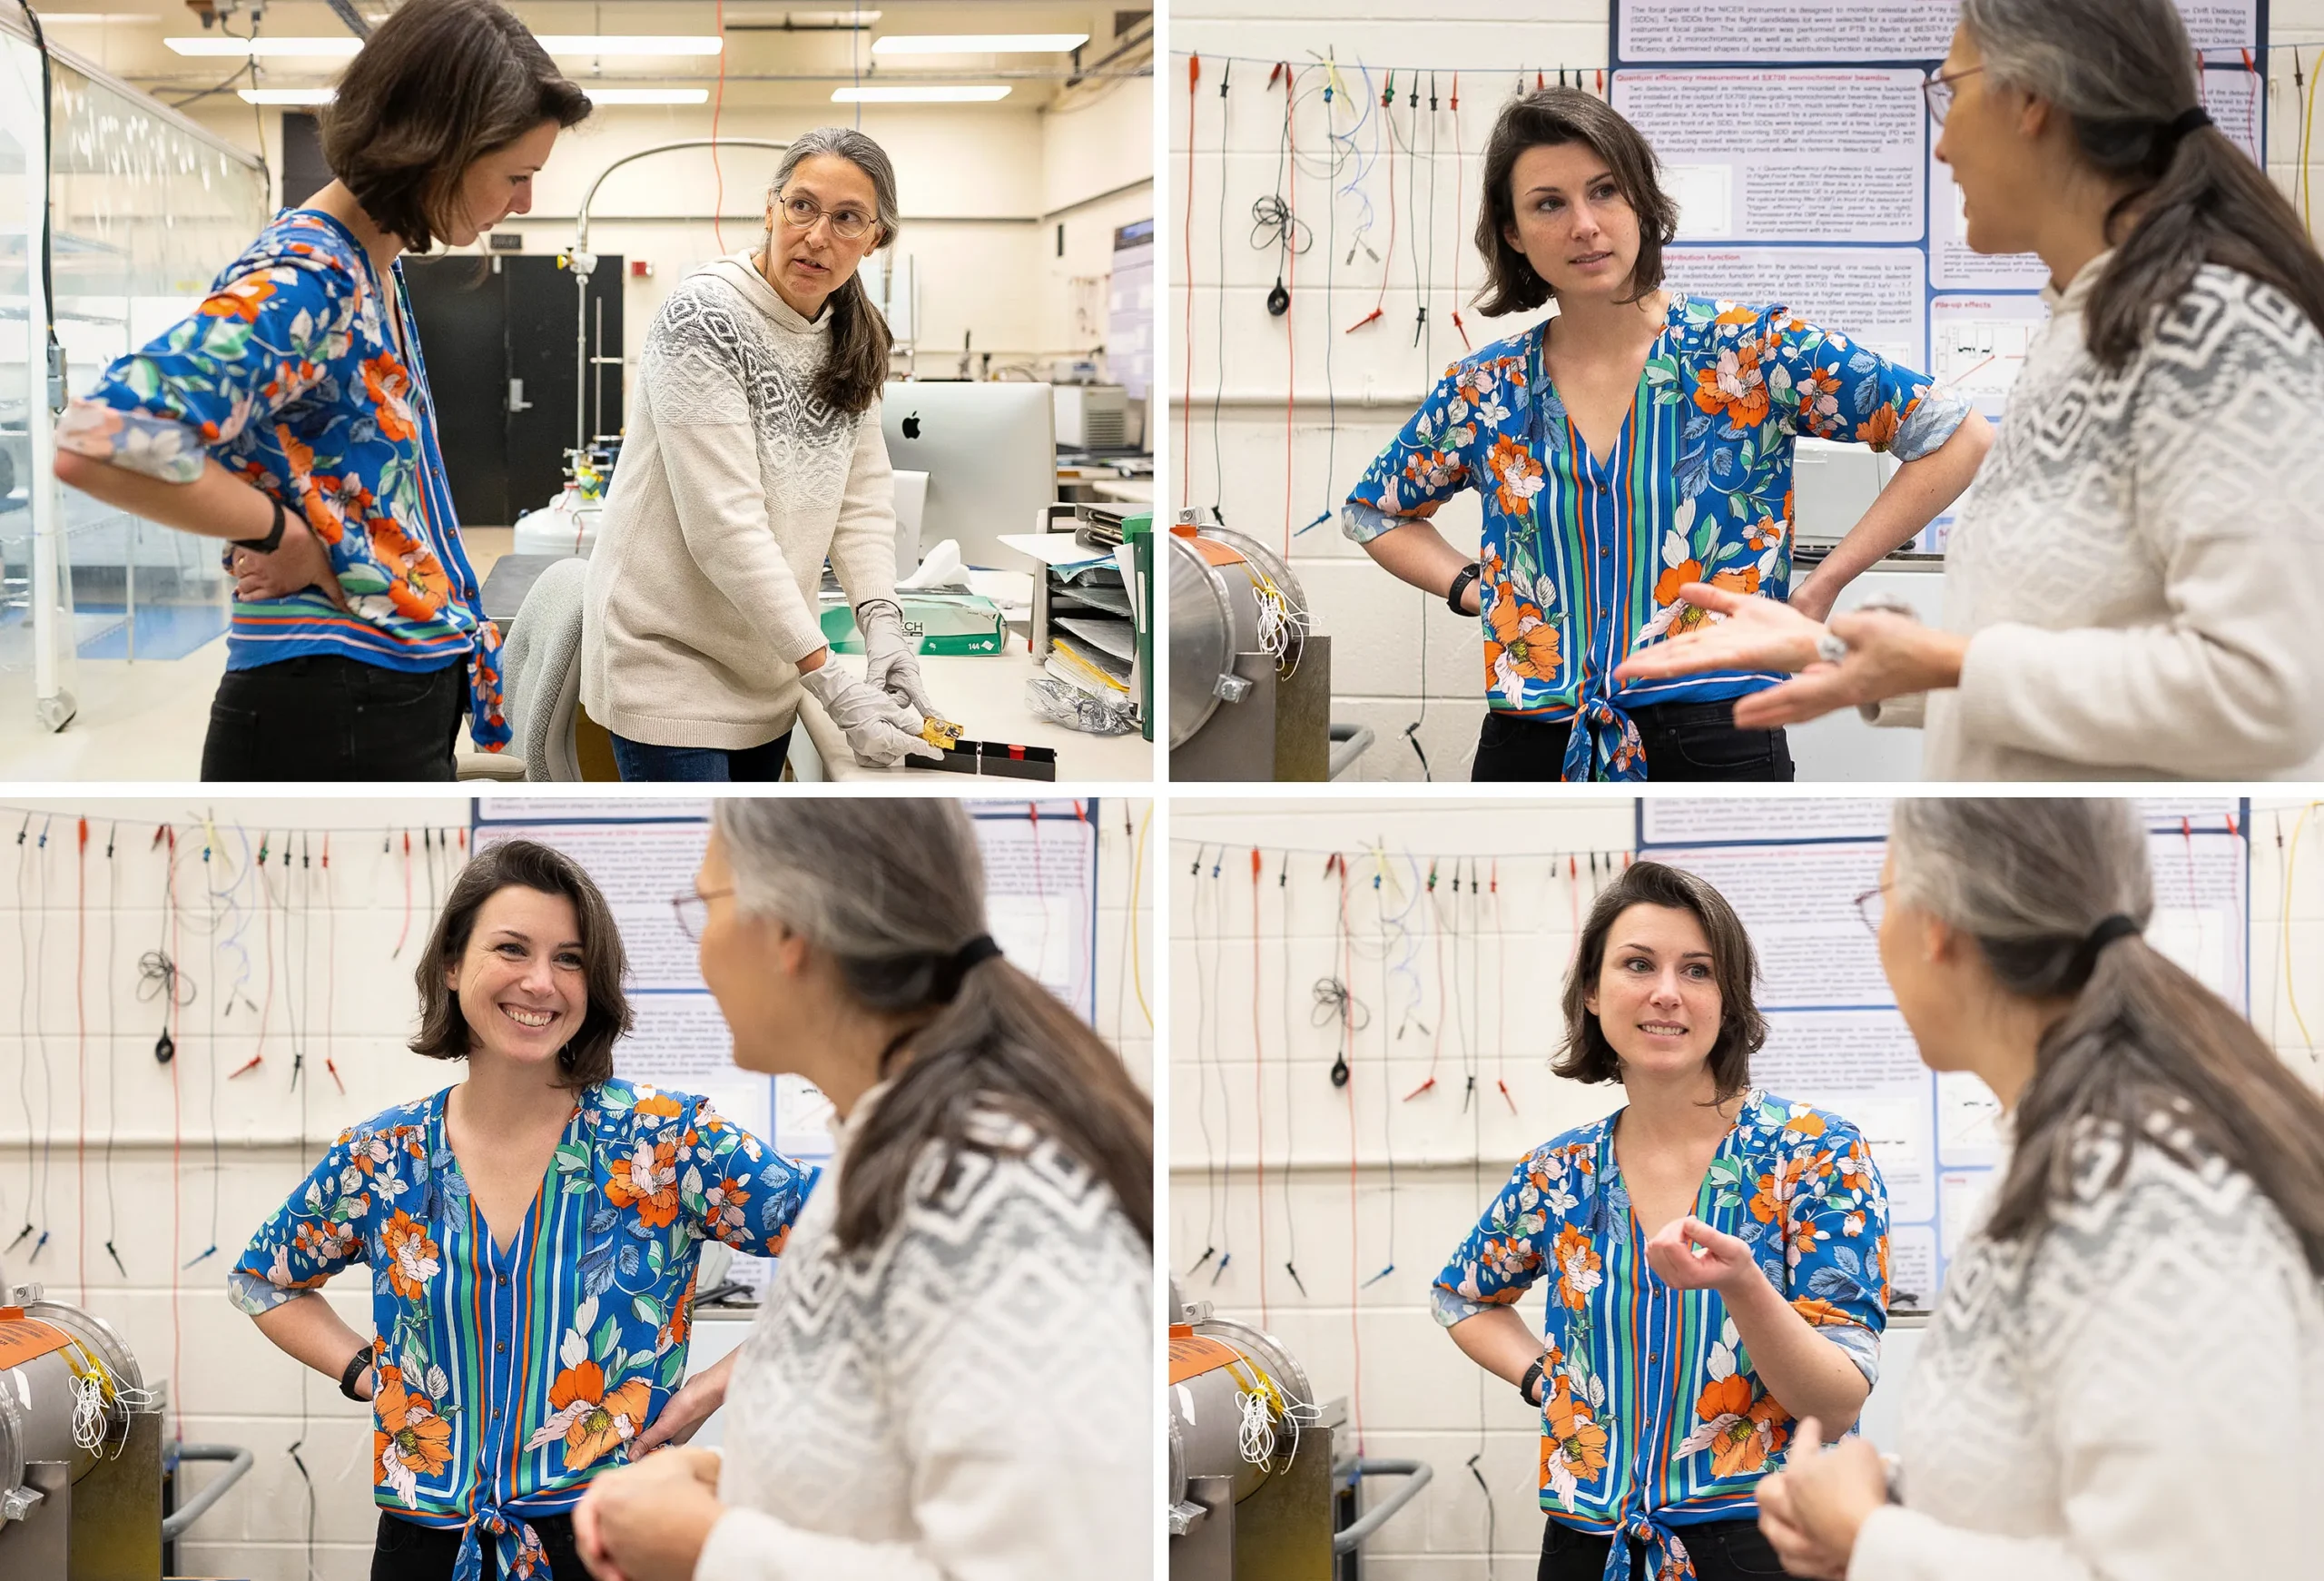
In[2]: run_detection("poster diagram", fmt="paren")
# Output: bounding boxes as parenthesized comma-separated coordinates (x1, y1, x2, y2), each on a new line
(1612, 0, 2268, 430)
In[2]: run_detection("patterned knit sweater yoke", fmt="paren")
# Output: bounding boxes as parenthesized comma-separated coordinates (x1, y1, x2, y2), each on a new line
(580, 253, 901, 753)
(698, 1095, 1154, 1581)
(1924, 252, 2324, 779)
(1849, 1115, 2323, 1579)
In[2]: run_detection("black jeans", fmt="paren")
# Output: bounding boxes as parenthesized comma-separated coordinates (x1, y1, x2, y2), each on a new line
(1472, 701, 1794, 783)
(372, 1510, 587, 1581)
(202, 654, 465, 781)
(1539, 1516, 1787, 1581)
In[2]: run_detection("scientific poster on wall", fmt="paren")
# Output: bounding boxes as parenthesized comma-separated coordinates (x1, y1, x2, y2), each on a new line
(472, 798, 1105, 1287)
(1637, 795, 2248, 1308)
(1610, 0, 2269, 529)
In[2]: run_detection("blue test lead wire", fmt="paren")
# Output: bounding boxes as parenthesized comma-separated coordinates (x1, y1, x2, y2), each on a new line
(27, 1229, 49, 1263)
(182, 1244, 217, 1270)
(1209, 1250, 1232, 1285)
(1362, 1261, 1395, 1287)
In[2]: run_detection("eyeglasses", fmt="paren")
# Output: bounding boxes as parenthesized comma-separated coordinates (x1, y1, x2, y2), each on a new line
(1923, 64, 1987, 126)
(774, 193, 877, 242)
(1852, 884, 1889, 937)
(670, 884, 734, 943)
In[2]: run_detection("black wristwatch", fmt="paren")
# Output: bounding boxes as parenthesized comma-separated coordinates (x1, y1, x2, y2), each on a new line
(1519, 1355, 1549, 1408)
(339, 1347, 373, 1401)
(1446, 561, 1483, 615)
(233, 494, 287, 555)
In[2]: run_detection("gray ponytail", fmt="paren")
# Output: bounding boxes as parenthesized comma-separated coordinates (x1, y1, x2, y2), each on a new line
(1889, 798, 2324, 1276)
(709, 799, 1152, 1254)
(767, 126, 899, 415)
(1961, 0, 2324, 369)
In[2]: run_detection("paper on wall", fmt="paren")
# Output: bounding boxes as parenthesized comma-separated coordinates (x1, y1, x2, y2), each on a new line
(1662, 246, 1926, 371)
(475, 822, 711, 990)
(1614, 0, 2256, 61)
(1616, 71, 1927, 242)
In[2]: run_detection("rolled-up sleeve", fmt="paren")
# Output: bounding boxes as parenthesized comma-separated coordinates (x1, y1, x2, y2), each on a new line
(57, 258, 352, 484)
(1771, 316, 1968, 463)
(228, 1131, 371, 1316)
(681, 1095, 819, 1258)
(1433, 1150, 1560, 1329)
(1344, 361, 1478, 544)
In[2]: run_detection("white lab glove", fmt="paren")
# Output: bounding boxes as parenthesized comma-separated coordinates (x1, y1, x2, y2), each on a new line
(857, 600, 943, 722)
(798, 662, 942, 767)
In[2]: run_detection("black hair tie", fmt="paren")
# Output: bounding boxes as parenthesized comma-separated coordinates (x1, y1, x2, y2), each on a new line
(931, 934, 1003, 1002)
(2064, 914, 2142, 987)
(2164, 105, 2212, 143)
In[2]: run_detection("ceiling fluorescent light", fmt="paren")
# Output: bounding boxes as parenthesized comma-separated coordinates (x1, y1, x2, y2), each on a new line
(535, 35, 724, 55)
(166, 35, 362, 56)
(871, 34, 1087, 55)
(832, 84, 1011, 103)
(239, 87, 337, 104)
(583, 88, 713, 104)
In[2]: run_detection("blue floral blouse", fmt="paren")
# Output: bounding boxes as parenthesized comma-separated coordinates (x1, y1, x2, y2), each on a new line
(55, 209, 509, 750)
(228, 1080, 815, 1581)
(1433, 1090, 1892, 1581)
(1345, 297, 1969, 779)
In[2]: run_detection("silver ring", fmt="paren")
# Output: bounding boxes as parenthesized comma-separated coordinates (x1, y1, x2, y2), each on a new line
(1814, 631, 1848, 666)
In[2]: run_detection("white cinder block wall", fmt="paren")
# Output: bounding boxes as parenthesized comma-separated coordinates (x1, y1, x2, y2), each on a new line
(1167, 794, 2324, 1580)
(0, 795, 1151, 1581)
(1167, 0, 2324, 781)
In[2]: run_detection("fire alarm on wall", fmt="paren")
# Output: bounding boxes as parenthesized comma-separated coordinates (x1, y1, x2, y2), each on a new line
(630, 260, 654, 279)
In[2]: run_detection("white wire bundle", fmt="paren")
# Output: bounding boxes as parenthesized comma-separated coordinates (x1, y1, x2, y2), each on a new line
(68, 1369, 109, 1453)
(1236, 1386, 1278, 1466)
(1248, 572, 1310, 677)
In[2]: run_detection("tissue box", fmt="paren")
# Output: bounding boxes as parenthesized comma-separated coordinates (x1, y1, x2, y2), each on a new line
(818, 592, 1007, 656)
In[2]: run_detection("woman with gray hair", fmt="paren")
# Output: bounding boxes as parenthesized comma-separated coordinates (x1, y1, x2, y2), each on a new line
(1620, 0, 2324, 779)
(582, 129, 950, 780)
(571, 799, 1153, 1579)
(1752, 799, 2324, 1577)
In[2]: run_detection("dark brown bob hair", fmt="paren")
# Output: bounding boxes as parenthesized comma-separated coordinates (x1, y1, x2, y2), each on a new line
(410, 837, 633, 1087)
(1555, 859, 1765, 1101)
(1474, 86, 1679, 317)
(322, 0, 592, 252)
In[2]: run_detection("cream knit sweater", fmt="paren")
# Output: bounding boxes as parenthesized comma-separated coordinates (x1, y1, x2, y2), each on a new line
(581, 253, 900, 750)
(1848, 1122, 2320, 1580)
(693, 1098, 1153, 1581)
(1899, 253, 2324, 778)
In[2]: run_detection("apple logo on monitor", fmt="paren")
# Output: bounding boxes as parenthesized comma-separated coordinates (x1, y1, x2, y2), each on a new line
(901, 412, 921, 440)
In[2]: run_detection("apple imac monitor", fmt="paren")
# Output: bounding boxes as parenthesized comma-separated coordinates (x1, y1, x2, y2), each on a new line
(880, 381, 1056, 568)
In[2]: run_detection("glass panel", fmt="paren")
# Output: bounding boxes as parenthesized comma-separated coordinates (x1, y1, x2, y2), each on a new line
(0, 33, 37, 677)
(38, 50, 268, 667)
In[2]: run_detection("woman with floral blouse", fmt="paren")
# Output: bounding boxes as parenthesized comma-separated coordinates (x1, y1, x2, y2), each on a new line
(1347, 87, 1991, 781)
(1436, 859, 1891, 1581)
(52, 0, 590, 779)
(229, 838, 813, 1581)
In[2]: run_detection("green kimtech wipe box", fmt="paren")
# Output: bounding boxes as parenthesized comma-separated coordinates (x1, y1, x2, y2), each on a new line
(817, 590, 1009, 656)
